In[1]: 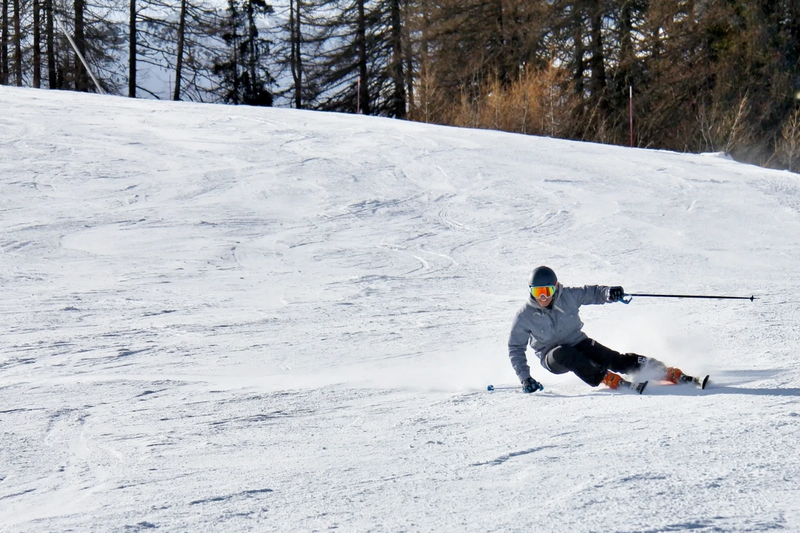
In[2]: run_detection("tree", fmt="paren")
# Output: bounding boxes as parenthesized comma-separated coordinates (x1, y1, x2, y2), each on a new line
(129, 0, 136, 96)
(1, 0, 8, 85)
(74, 0, 87, 90)
(288, 0, 301, 107)
(354, 0, 366, 113)
(778, 106, 800, 172)
(173, 0, 186, 99)
(388, 0, 404, 117)
(214, 0, 274, 106)
(42, 0, 127, 93)
(12, 0, 20, 85)
(134, 0, 222, 101)
(45, 0, 55, 87)
(33, 0, 41, 87)
(586, 0, 608, 129)
(298, 0, 410, 116)
(242, 0, 273, 105)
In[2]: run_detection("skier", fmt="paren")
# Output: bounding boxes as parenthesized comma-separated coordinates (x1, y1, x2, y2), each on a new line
(508, 266, 689, 393)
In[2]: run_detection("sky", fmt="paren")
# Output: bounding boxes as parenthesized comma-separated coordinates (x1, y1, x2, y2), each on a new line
(1, 86, 800, 532)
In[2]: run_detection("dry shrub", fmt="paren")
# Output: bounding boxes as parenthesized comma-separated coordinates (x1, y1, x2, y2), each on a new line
(697, 94, 755, 155)
(437, 63, 572, 137)
(411, 63, 449, 124)
(777, 106, 800, 172)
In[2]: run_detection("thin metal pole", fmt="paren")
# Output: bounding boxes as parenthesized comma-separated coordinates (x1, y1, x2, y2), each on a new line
(624, 293, 757, 301)
(629, 85, 633, 147)
(54, 16, 105, 94)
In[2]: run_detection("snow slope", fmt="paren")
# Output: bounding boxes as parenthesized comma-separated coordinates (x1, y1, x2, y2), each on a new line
(1, 86, 800, 532)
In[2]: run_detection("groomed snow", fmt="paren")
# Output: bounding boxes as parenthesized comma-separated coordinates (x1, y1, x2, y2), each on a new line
(1, 86, 800, 532)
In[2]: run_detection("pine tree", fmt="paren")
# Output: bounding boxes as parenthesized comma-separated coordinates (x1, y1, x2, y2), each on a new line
(214, 0, 274, 106)
(299, 0, 408, 116)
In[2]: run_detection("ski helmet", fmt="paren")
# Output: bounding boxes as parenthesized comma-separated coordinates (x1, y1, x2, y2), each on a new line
(528, 266, 557, 287)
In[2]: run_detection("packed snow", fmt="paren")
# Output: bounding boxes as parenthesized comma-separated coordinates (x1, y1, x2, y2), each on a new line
(2, 86, 800, 532)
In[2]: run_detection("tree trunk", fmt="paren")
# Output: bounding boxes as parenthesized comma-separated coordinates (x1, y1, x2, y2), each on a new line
(788, 0, 800, 69)
(588, 0, 607, 108)
(33, 0, 40, 88)
(74, 0, 87, 91)
(356, 0, 368, 114)
(173, 0, 186, 100)
(572, 5, 584, 98)
(402, 0, 413, 119)
(12, 0, 20, 85)
(390, 0, 405, 118)
(2, 0, 8, 85)
(618, 0, 633, 87)
(246, 0, 256, 96)
(129, 0, 136, 97)
(46, 0, 55, 88)
(494, 0, 507, 84)
(289, 0, 302, 108)
(419, 2, 429, 121)
(295, 0, 302, 108)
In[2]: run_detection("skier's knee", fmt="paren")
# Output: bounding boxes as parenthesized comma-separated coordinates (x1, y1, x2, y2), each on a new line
(543, 345, 572, 374)
(550, 344, 578, 367)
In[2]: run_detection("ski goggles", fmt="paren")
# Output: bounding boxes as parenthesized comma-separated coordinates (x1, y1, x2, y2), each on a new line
(530, 285, 556, 299)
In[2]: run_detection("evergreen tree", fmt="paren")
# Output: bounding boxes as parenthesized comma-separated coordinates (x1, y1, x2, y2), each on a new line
(301, 0, 407, 116)
(214, 0, 274, 106)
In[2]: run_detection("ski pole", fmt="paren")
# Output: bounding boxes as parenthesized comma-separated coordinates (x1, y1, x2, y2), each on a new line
(621, 293, 758, 304)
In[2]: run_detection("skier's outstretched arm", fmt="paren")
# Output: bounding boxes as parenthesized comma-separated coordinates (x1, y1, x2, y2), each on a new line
(576, 285, 624, 305)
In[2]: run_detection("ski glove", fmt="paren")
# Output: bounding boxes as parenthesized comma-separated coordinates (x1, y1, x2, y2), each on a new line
(521, 377, 543, 393)
(608, 286, 625, 302)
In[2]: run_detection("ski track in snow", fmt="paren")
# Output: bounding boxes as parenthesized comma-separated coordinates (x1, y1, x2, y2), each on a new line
(2, 87, 800, 532)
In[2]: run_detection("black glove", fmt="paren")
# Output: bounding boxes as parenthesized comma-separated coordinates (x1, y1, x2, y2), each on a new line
(608, 286, 625, 302)
(521, 377, 543, 393)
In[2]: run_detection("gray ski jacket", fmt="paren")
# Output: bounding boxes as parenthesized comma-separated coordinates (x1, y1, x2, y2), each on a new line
(508, 284, 613, 382)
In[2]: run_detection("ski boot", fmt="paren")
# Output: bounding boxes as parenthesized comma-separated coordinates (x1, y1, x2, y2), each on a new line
(665, 367, 684, 384)
(602, 371, 648, 394)
(638, 358, 709, 389)
(666, 367, 710, 389)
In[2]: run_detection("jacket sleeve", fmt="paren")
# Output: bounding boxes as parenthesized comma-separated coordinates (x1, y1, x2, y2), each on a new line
(508, 312, 532, 382)
(576, 285, 611, 305)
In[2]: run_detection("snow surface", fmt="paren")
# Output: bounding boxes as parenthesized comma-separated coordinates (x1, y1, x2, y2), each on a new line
(1, 86, 800, 532)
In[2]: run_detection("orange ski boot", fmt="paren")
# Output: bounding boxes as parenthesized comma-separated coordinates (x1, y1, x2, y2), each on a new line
(602, 371, 624, 389)
(602, 371, 649, 394)
(665, 367, 684, 384)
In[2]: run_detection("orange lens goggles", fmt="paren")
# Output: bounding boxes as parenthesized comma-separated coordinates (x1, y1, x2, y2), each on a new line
(531, 285, 556, 298)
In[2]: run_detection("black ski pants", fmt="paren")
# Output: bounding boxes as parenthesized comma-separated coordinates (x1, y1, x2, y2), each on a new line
(544, 338, 643, 387)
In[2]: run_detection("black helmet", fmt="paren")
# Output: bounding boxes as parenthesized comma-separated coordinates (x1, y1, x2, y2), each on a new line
(528, 266, 557, 287)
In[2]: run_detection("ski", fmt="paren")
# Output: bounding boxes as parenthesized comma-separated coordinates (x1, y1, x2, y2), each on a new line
(622, 379, 648, 394)
(676, 373, 710, 389)
(487, 374, 706, 394)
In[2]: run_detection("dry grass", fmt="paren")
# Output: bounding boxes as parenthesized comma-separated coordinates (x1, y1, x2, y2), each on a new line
(413, 63, 572, 138)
